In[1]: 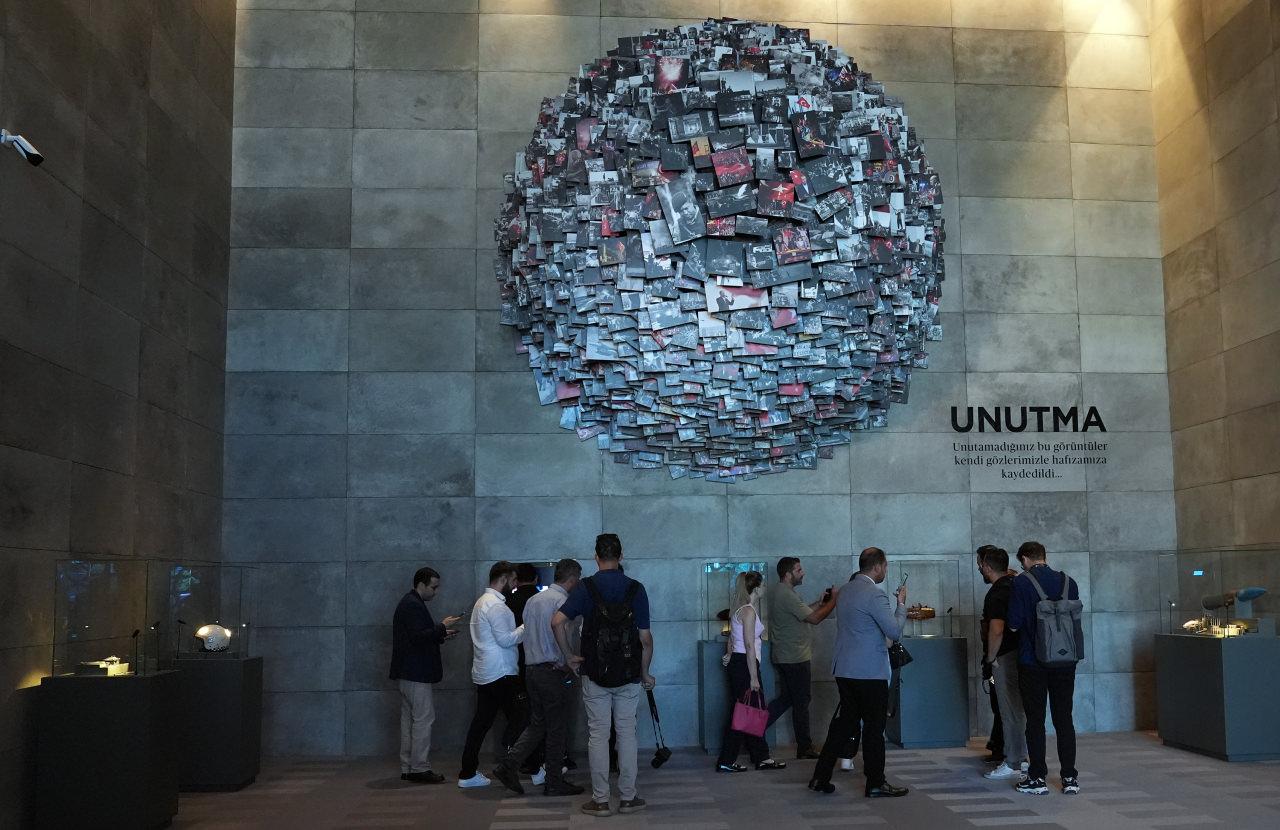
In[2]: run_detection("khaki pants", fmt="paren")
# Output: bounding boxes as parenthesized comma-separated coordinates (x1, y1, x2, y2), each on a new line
(581, 678, 639, 803)
(993, 651, 1027, 764)
(399, 679, 435, 774)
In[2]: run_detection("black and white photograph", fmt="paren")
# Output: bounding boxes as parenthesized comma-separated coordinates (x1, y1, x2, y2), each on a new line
(656, 177, 706, 243)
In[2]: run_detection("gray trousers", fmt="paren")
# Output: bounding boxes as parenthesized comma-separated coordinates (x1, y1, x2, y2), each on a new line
(398, 679, 435, 773)
(507, 664, 576, 784)
(993, 651, 1028, 764)
(581, 678, 640, 803)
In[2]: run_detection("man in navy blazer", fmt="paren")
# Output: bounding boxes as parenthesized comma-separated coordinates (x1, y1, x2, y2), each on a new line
(390, 566, 462, 784)
(809, 548, 909, 798)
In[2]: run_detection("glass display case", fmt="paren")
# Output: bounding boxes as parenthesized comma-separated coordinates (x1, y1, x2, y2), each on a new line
(145, 561, 259, 668)
(700, 560, 768, 641)
(52, 559, 148, 677)
(1158, 548, 1276, 638)
(884, 557, 961, 638)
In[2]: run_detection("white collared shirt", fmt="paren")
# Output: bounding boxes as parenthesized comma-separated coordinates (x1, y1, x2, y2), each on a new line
(470, 587, 525, 685)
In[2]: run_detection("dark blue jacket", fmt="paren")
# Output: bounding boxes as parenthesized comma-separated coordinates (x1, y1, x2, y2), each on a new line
(389, 591, 448, 684)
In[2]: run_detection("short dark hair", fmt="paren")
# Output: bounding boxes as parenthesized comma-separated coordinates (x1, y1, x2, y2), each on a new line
(554, 558, 582, 583)
(976, 544, 999, 562)
(515, 563, 538, 584)
(413, 566, 440, 590)
(777, 556, 801, 579)
(1017, 541, 1047, 562)
(488, 560, 517, 584)
(983, 547, 1009, 572)
(858, 547, 886, 572)
(595, 533, 622, 561)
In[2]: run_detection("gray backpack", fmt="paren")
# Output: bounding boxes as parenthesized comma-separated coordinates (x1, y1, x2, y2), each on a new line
(1024, 570, 1084, 667)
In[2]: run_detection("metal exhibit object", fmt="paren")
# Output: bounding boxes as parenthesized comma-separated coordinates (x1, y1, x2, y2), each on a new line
(495, 20, 945, 481)
(194, 624, 233, 652)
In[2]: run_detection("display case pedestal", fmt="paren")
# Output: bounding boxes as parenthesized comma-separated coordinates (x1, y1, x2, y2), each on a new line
(175, 655, 263, 791)
(887, 636, 968, 749)
(36, 671, 179, 829)
(1155, 633, 1280, 761)
(698, 640, 777, 753)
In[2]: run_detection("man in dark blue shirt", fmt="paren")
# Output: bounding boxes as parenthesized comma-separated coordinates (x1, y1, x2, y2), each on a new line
(1006, 541, 1081, 796)
(389, 566, 461, 784)
(552, 534, 655, 818)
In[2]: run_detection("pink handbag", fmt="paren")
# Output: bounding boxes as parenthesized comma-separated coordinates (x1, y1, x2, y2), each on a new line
(731, 690, 768, 737)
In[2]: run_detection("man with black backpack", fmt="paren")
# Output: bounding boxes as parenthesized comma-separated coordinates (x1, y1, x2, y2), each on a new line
(1006, 541, 1084, 796)
(552, 534, 656, 818)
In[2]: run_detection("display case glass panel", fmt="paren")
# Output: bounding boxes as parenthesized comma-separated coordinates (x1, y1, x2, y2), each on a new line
(52, 559, 147, 677)
(701, 560, 768, 640)
(885, 558, 961, 638)
(1158, 548, 1277, 638)
(145, 561, 259, 667)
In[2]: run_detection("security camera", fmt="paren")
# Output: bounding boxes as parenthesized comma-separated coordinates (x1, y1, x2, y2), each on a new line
(1, 130, 44, 166)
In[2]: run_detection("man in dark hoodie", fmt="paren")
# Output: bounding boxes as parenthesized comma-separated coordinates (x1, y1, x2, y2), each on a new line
(390, 566, 462, 784)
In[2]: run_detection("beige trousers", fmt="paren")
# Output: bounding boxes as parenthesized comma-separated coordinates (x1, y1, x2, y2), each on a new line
(399, 679, 435, 773)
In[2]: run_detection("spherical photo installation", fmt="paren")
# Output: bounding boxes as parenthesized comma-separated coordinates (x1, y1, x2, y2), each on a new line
(495, 20, 945, 482)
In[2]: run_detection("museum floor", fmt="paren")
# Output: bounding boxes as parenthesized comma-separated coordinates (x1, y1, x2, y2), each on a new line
(174, 732, 1280, 830)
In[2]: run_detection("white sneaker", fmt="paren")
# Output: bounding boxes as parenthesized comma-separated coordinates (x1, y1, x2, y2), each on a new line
(839, 758, 855, 772)
(530, 767, 547, 786)
(457, 773, 490, 788)
(984, 762, 1020, 780)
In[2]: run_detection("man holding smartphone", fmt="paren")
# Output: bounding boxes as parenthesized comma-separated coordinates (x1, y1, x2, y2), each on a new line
(766, 557, 838, 759)
(389, 566, 462, 784)
(808, 548, 909, 798)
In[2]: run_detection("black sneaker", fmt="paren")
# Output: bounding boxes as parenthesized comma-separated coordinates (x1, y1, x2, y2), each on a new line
(716, 762, 748, 773)
(1062, 776, 1080, 795)
(618, 797, 646, 814)
(755, 758, 786, 770)
(580, 800, 612, 817)
(491, 762, 524, 795)
(808, 779, 835, 794)
(544, 780, 584, 796)
(403, 770, 444, 784)
(1015, 777, 1049, 795)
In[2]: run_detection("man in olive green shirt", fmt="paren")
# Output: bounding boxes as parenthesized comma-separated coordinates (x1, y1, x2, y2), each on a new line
(766, 557, 838, 758)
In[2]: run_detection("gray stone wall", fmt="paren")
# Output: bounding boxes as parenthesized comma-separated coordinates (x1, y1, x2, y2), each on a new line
(0, 0, 236, 823)
(227, 0, 1173, 756)
(1152, 0, 1280, 550)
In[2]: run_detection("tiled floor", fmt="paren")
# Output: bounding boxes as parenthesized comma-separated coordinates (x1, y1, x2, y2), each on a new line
(176, 733, 1280, 829)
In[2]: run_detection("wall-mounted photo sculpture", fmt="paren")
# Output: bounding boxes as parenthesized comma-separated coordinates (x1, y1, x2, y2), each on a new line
(494, 20, 945, 482)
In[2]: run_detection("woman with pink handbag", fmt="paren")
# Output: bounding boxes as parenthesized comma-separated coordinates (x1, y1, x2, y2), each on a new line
(716, 571, 787, 773)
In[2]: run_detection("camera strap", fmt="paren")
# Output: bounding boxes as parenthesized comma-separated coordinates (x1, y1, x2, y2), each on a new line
(646, 688, 666, 748)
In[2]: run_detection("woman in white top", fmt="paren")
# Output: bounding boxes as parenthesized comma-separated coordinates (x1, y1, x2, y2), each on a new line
(716, 571, 786, 772)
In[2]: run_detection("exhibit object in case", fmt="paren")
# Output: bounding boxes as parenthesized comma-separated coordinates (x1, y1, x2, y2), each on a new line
(146, 561, 262, 791)
(52, 558, 147, 678)
(1156, 549, 1279, 761)
(886, 636, 968, 749)
(36, 671, 180, 829)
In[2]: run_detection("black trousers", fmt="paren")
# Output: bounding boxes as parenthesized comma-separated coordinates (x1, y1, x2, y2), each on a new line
(768, 661, 814, 753)
(718, 654, 784, 765)
(814, 678, 889, 788)
(988, 673, 1004, 756)
(507, 664, 575, 784)
(459, 675, 526, 779)
(1018, 663, 1077, 780)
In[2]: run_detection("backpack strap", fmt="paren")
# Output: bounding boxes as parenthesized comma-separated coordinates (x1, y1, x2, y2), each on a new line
(584, 575, 605, 606)
(1023, 569, 1050, 601)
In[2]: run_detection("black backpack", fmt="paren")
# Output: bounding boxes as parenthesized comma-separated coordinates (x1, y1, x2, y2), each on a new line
(583, 576, 642, 688)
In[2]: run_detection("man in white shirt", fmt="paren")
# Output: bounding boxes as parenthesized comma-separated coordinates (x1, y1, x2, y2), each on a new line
(457, 561, 526, 788)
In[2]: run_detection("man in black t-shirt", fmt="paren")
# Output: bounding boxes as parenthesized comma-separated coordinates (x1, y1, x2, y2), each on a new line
(978, 547, 1026, 780)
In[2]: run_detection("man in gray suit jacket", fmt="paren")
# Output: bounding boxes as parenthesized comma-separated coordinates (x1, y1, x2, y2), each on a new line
(808, 548, 909, 798)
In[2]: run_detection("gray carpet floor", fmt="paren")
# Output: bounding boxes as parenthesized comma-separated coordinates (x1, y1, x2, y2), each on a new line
(175, 732, 1280, 829)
